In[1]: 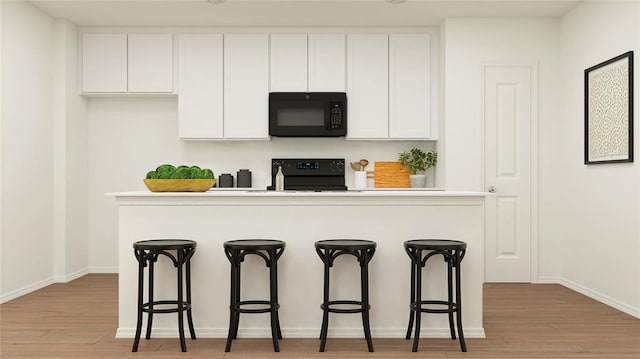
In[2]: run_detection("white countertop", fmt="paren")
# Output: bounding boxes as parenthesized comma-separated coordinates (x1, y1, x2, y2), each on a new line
(108, 188, 488, 206)
(108, 188, 487, 197)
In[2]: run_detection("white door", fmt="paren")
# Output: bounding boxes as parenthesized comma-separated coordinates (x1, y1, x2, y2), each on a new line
(81, 33, 127, 93)
(484, 65, 535, 282)
(346, 34, 389, 139)
(270, 34, 308, 92)
(223, 34, 269, 139)
(127, 33, 174, 93)
(389, 33, 431, 139)
(177, 33, 223, 139)
(308, 34, 346, 92)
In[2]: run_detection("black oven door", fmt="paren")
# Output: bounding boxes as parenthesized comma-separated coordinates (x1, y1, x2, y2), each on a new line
(269, 92, 347, 137)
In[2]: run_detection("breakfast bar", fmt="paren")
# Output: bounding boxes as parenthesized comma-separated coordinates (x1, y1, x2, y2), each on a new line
(110, 190, 487, 340)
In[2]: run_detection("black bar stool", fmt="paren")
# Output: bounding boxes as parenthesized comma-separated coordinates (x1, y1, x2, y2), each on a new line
(223, 239, 286, 352)
(315, 239, 376, 352)
(132, 239, 197, 352)
(404, 239, 467, 352)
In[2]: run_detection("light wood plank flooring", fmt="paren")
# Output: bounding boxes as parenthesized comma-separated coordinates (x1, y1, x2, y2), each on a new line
(1, 274, 639, 358)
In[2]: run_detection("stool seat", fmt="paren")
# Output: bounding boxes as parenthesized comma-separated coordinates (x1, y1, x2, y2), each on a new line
(315, 239, 376, 250)
(134, 239, 197, 250)
(224, 239, 285, 250)
(224, 239, 285, 352)
(405, 239, 466, 251)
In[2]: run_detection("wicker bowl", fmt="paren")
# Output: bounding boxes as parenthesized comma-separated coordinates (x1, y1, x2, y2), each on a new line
(143, 178, 216, 192)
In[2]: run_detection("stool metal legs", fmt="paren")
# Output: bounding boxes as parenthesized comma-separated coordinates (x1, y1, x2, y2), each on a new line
(454, 249, 466, 352)
(225, 247, 284, 353)
(406, 247, 466, 352)
(318, 249, 330, 352)
(132, 247, 196, 353)
(317, 247, 375, 353)
(360, 254, 374, 352)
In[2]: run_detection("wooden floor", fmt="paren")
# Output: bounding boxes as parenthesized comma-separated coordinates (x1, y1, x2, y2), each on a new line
(1, 274, 639, 358)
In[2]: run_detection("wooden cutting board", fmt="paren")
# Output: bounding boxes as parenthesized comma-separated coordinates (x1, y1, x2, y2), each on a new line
(367, 161, 411, 188)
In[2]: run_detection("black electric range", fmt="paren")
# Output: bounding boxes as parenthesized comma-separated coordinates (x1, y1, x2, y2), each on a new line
(266, 158, 347, 191)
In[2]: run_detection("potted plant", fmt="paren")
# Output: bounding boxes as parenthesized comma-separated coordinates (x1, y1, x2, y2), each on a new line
(398, 148, 437, 188)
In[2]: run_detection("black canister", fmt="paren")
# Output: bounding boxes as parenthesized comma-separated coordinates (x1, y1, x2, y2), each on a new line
(237, 169, 252, 188)
(218, 173, 234, 188)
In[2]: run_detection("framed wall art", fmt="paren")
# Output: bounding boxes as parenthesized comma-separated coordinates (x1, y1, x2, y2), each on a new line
(584, 51, 634, 164)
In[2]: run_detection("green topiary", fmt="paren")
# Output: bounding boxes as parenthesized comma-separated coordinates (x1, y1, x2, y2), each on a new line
(147, 164, 214, 179)
(398, 148, 437, 174)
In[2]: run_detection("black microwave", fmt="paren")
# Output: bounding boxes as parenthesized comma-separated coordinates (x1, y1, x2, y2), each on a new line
(269, 92, 347, 137)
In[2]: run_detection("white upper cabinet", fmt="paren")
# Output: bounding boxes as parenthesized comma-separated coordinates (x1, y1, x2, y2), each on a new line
(82, 33, 174, 94)
(346, 34, 389, 139)
(127, 33, 174, 93)
(308, 34, 346, 92)
(270, 33, 345, 92)
(223, 34, 270, 139)
(82, 33, 127, 93)
(389, 34, 432, 139)
(178, 33, 223, 139)
(270, 34, 308, 92)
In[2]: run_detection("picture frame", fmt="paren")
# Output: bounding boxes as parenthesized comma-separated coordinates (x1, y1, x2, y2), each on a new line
(584, 51, 634, 164)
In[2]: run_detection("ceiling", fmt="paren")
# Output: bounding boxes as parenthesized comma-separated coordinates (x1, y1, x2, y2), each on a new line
(27, 0, 581, 27)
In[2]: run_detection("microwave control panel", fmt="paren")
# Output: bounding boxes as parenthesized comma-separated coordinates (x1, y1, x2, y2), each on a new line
(329, 102, 344, 129)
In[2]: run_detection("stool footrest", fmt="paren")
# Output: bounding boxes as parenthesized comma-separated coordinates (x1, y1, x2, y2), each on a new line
(410, 300, 458, 314)
(235, 300, 280, 314)
(321, 300, 370, 314)
(142, 300, 192, 314)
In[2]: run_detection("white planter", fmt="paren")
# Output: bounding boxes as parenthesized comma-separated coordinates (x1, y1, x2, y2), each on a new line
(410, 174, 427, 188)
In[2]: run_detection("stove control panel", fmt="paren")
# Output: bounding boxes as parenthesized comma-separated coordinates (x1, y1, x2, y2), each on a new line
(271, 159, 345, 176)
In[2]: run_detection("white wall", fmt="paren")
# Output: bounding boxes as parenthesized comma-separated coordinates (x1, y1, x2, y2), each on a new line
(0, 1, 55, 301)
(553, 0, 640, 317)
(53, 19, 88, 281)
(87, 97, 435, 271)
(443, 17, 563, 279)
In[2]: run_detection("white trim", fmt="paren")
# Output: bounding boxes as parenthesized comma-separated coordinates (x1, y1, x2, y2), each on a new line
(529, 62, 540, 284)
(89, 267, 119, 274)
(53, 268, 88, 283)
(558, 278, 640, 319)
(80, 27, 439, 35)
(535, 276, 561, 284)
(116, 327, 486, 339)
(526, 277, 640, 319)
(0, 277, 54, 304)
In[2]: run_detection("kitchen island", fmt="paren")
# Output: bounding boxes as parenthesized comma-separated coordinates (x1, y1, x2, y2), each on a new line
(109, 190, 487, 340)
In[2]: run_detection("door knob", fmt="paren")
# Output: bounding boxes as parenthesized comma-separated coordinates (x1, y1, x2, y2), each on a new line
(488, 185, 496, 193)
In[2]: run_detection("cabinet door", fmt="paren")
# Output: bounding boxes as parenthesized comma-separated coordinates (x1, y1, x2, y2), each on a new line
(346, 34, 388, 139)
(82, 33, 127, 93)
(308, 34, 345, 92)
(178, 34, 223, 139)
(389, 34, 431, 139)
(128, 33, 174, 93)
(223, 34, 270, 139)
(270, 34, 307, 92)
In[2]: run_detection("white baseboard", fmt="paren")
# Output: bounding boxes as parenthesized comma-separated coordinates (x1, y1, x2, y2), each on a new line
(53, 268, 88, 283)
(535, 276, 561, 284)
(0, 277, 55, 304)
(530, 276, 639, 319)
(89, 267, 119, 274)
(116, 327, 486, 339)
(558, 278, 640, 319)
